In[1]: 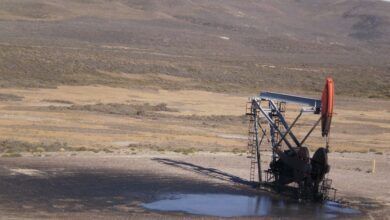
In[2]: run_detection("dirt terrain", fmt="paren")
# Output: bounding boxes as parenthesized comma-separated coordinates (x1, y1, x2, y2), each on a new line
(0, 152, 388, 219)
(0, 0, 389, 219)
(0, 85, 388, 219)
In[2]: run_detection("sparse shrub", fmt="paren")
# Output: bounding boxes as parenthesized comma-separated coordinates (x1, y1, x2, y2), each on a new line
(368, 148, 378, 153)
(153, 103, 169, 111)
(232, 148, 245, 154)
(0, 93, 23, 101)
(34, 147, 46, 153)
(74, 146, 87, 151)
(103, 148, 114, 153)
(66, 102, 177, 117)
(0, 139, 69, 154)
(335, 149, 350, 153)
(42, 99, 74, 104)
(173, 148, 196, 155)
(2, 152, 22, 157)
(136, 110, 145, 116)
(91, 149, 100, 153)
(156, 147, 165, 152)
(355, 148, 368, 153)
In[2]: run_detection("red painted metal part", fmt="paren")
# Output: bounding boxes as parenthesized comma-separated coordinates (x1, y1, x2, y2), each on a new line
(321, 77, 334, 137)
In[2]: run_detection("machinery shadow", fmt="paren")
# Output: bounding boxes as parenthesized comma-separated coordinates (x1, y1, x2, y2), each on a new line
(0, 158, 251, 217)
(152, 158, 256, 187)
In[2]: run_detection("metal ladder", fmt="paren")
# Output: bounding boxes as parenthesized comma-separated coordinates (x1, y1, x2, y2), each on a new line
(246, 102, 257, 182)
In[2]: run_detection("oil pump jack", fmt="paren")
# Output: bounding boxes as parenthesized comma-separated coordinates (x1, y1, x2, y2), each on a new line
(246, 78, 336, 201)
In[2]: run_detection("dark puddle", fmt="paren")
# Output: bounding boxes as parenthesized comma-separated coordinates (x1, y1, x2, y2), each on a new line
(143, 193, 361, 218)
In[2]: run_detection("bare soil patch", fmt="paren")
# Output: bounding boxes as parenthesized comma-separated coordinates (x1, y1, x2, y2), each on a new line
(0, 152, 387, 219)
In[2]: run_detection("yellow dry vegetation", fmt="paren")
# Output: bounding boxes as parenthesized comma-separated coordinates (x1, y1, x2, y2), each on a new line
(0, 85, 388, 153)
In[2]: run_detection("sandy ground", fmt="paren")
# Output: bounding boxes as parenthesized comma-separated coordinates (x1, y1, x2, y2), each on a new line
(0, 151, 388, 219)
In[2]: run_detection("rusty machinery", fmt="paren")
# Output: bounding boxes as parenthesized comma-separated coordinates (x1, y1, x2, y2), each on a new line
(246, 78, 336, 201)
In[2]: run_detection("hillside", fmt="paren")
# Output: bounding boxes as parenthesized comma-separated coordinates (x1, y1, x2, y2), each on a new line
(0, 0, 389, 98)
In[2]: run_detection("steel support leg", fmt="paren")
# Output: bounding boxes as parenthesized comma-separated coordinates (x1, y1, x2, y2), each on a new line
(253, 109, 262, 183)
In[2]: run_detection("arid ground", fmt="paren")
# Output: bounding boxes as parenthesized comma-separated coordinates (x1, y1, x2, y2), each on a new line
(0, 0, 389, 219)
(0, 152, 389, 219)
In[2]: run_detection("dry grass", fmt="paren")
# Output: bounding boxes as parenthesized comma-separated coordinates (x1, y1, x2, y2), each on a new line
(0, 139, 69, 154)
(0, 93, 23, 101)
(0, 86, 387, 154)
(41, 99, 74, 105)
(57, 102, 178, 117)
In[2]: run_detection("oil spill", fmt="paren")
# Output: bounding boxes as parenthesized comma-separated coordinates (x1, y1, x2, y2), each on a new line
(143, 193, 361, 218)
